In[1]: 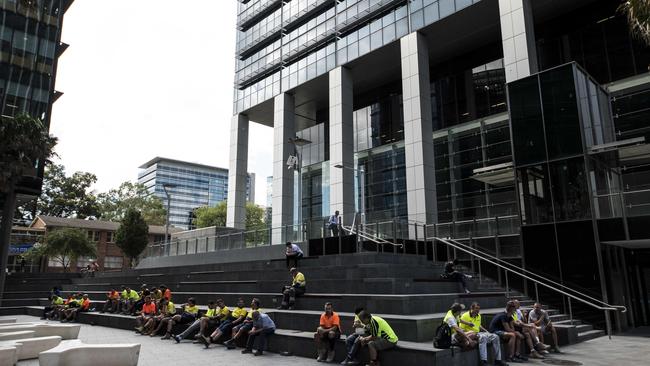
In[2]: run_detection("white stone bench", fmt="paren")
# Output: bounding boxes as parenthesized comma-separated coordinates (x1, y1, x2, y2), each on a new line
(0, 346, 18, 366)
(0, 324, 80, 339)
(0, 330, 35, 341)
(0, 318, 16, 324)
(0, 336, 61, 360)
(39, 340, 141, 366)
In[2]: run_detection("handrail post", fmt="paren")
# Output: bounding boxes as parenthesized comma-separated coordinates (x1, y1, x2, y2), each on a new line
(535, 282, 539, 303)
(568, 297, 573, 325)
(505, 270, 510, 299)
(415, 223, 419, 255)
(605, 310, 612, 340)
(495, 216, 502, 286)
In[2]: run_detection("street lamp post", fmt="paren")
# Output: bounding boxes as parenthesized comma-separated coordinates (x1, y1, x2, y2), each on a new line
(162, 183, 177, 248)
(288, 137, 312, 242)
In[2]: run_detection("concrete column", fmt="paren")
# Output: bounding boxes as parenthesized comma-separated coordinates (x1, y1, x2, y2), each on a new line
(226, 114, 249, 229)
(329, 67, 355, 225)
(499, 0, 539, 82)
(272, 93, 295, 242)
(401, 32, 437, 226)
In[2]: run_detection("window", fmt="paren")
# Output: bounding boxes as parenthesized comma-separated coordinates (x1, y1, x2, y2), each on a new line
(104, 256, 123, 269)
(77, 256, 95, 268)
(48, 256, 68, 268)
(94, 231, 101, 242)
(106, 232, 114, 243)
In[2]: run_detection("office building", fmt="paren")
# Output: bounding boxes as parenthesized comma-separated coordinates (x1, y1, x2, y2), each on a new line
(0, 0, 73, 216)
(227, 0, 650, 328)
(139, 157, 255, 230)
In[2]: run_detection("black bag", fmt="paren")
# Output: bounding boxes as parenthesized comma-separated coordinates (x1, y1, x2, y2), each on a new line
(433, 322, 452, 349)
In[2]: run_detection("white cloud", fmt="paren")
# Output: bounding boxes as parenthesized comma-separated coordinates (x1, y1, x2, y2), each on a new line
(50, 0, 273, 205)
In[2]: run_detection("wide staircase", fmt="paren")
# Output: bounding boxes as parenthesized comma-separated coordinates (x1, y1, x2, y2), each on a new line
(1, 249, 609, 365)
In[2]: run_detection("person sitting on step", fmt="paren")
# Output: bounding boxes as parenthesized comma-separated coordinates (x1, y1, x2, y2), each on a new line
(443, 303, 475, 349)
(133, 285, 150, 314)
(203, 298, 247, 347)
(528, 302, 561, 354)
(353, 310, 398, 366)
(224, 298, 261, 349)
(241, 311, 276, 356)
(173, 300, 218, 343)
(43, 294, 64, 320)
(285, 241, 304, 268)
(123, 286, 141, 315)
(340, 307, 368, 366)
(148, 297, 175, 336)
(58, 293, 81, 321)
(278, 267, 306, 310)
(442, 259, 471, 294)
(490, 301, 525, 363)
(162, 297, 198, 340)
(62, 293, 91, 323)
(315, 302, 341, 363)
(511, 299, 548, 359)
(135, 296, 157, 334)
(101, 288, 120, 313)
(460, 302, 508, 366)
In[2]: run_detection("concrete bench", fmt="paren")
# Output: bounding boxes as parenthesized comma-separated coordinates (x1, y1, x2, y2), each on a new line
(0, 330, 35, 341)
(0, 318, 16, 324)
(0, 346, 17, 366)
(0, 335, 62, 360)
(39, 339, 140, 366)
(0, 324, 80, 340)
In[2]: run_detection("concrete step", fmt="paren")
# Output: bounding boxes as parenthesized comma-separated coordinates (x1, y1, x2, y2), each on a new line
(577, 329, 605, 342)
(0, 298, 44, 307)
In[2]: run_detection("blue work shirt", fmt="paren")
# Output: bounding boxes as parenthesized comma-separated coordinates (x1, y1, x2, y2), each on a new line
(253, 313, 276, 330)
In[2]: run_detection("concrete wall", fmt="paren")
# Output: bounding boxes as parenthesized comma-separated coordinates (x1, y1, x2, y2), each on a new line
(136, 243, 309, 269)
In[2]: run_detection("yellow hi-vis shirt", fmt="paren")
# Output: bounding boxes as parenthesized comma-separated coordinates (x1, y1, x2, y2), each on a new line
(204, 308, 217, 317)
(292, 272, 306, 286)
(166, 301, 176, 315)
(184, 305, 199, 315)
(460, 311, 481, 332)
(128, 289, 140, 301)
(369, 316, 398, 343)
(443, 310, 459, 335)
(232, 307, 247, 319)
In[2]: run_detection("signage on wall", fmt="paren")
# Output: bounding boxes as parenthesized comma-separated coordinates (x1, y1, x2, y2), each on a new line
(10, 243, 34, 255)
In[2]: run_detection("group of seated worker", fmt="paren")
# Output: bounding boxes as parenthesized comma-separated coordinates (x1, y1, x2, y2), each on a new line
(132, 295, 276, 356)
(443, 299, 561, 365)
(332, 305, 398, 366)
(42, 293, 91, 323)
(101, 284, 172, 315)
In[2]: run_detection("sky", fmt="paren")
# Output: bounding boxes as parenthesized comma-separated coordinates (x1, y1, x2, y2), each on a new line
(50, 1, 273, 205)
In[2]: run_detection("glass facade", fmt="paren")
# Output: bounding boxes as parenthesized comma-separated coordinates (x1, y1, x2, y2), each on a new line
(138, 158, 254, 230)
(234, 0, 483, 114)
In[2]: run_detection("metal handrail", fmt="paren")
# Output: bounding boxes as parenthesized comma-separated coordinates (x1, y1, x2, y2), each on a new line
(441, 236, 627, 313)
(430, 236, 626, 313)
(341, 213, 403, 248)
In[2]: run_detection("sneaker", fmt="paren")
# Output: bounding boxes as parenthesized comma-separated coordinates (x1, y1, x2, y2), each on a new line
(537, 342, 551, 351)
(134, 326, 143, 333)
(495, 360, 509, 366)
(326, 350, 335, 363)
(506, 357, 521, 363)
(340, 358, 351, 365)
(173, 335, 181, 343)
(346, 360, 361, 366)
(199, 335, 210, 349)
(317, 350, 326, 362)
(552, 347, 563, 354)
(464, 289, 471, 294)
(241, 348, 253, 354)
(253, 350, 263, 356)
(530, 350, 544, 359)
(515, 354, 528, 362)
(161, 333, 171, 340)
(225, 340, 237, 350)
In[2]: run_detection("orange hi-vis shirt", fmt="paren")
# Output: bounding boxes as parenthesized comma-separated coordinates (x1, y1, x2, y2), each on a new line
(142, 302, 157, 315)
(108, 291, 119, 299)
(80, 299, 91, 311)
(320, 312, 341, 329)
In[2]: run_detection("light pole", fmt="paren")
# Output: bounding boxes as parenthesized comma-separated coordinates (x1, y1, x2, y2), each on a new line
(288, 136, 312, 242)
(162, 183, 177, 246)
(333, 163, 366, 224)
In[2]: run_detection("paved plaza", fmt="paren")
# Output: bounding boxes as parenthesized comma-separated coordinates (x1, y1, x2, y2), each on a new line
(6, 315, 650, 365)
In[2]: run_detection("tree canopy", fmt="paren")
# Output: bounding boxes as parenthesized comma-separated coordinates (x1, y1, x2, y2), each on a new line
(194, 201, 266, 231)
(97, 182, 166, 225)
(24, 227, 96, 272)
(620, 0, 650, 45)
(18, 163, 100, 220)
(115, 208, 149, 267)
(0, 114, 57, 194)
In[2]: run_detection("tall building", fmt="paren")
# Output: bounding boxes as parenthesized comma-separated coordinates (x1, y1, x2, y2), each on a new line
(228, 0, 650, 327)
(139, 157, 254, 230)
(0, 0, 73, 211)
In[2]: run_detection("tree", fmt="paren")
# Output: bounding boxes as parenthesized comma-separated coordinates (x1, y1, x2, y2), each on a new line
(115, 209, 149, 267)
(0, 114, 57, 301)
(18, 163, 100, 220)
(194, 201, 266, 231)
(194, 201, 227, 228)
(97, 182, 166, 225)
(24, 228, 96, 273)
(620, 0, 650, 45)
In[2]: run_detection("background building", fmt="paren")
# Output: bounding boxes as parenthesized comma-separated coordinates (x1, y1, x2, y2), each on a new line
(24, 215, 176, 272)
(0, 0, 73, 226)
(227, 0, 650, 329)
(139, 157, 255, 230)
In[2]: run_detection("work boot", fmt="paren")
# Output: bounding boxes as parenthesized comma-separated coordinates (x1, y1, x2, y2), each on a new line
(326, 350, 335, 363)
(317, 348, 327, 362)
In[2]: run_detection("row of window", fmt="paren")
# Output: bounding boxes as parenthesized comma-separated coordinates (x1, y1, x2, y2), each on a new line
(48, 255, 123, 269)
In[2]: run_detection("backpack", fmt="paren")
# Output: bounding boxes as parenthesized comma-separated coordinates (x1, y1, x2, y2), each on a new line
(433, 322, 452, 349)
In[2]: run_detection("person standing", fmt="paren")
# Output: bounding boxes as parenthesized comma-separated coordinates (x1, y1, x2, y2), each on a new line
(328, 210, 340, 236)
(285, 241, 304, 268)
